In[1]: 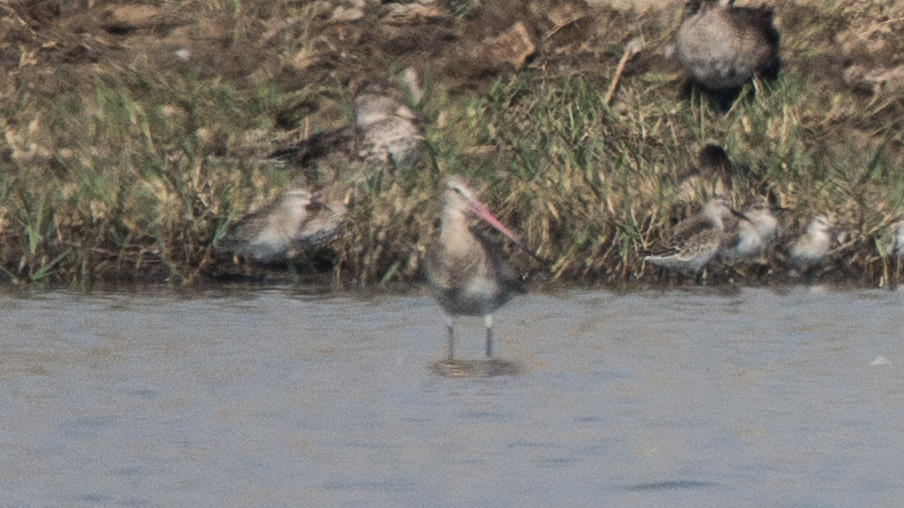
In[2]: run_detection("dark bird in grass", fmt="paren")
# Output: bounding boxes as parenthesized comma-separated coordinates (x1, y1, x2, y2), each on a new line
(677, 144, 762, 202)
(645, 195, 750, 273)
(214, 187, 346, 264)
(269, 78, 425, 179)
(426, 176, 525, 359)
(676, 0, 780, 92)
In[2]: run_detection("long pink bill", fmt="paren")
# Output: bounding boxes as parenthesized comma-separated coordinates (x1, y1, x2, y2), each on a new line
(468, 200, 522, 246)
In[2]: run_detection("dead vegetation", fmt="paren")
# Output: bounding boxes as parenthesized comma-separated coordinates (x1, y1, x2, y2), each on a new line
(0, 0, 903, 288)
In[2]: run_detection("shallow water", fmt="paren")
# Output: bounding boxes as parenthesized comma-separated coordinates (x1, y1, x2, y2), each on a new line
(1, 286, 903, 507)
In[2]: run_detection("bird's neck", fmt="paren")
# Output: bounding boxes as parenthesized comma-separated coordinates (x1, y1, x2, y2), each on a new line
(439, 210, 475, 256)
(705, 211, 725, 229)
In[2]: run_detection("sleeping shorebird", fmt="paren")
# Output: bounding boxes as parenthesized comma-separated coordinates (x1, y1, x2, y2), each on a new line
(645, 195, 749, 273)
(788, 214, 834, 270)
(676, 0, 780, 91)
(426, 176, 525, 359)
(719, 195, 782, 262)
(214, 187, 346, 263)
(269, 78, 424, 177)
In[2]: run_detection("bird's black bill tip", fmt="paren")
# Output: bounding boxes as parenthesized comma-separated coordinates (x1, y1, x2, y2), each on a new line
(730, 208, 752, 222)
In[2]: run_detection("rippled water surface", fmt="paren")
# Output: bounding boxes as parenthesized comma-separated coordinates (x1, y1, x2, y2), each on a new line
(2, 286, 903, 507)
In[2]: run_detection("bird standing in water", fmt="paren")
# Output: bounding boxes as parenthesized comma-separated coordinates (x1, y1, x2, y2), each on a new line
(426, 177, 525, 359)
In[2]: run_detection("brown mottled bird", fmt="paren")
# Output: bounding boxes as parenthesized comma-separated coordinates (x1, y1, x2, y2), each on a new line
(426, 176, 525, 359)
(269, 79, 424, 177)
(214, 188, 346, 264)
(676, 0, 780, 90)
(645, 195, 750, 273)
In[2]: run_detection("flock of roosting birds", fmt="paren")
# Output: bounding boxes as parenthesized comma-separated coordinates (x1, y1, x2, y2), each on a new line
(644, 143, 841, 280)
(211, 0, 895, 360)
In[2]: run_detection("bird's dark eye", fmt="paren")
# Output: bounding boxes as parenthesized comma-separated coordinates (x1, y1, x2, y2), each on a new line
(305, 202, 323, 212)
(454, 187, 464, 195)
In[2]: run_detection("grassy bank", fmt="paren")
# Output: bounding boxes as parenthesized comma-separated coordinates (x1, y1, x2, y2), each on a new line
(1, 0, 903, 288)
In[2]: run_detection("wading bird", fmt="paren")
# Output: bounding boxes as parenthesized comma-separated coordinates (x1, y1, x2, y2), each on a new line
(676, 0, 780, 91)
(893, 216, 904, 259)
(214, 187, 346, 263)
(788, 214, 834, 271)
(426, 177, 525, 359)
(719, 195, 782, 262)
(645, 195, 749, 273)
(677, 144, 758, 201)
(269, 78, 424, 178)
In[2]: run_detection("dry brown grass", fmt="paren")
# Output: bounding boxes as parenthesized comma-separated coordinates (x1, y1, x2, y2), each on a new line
(0, 0, 903, 288)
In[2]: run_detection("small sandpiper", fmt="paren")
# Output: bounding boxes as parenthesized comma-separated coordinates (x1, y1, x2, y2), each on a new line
(719, 195, 782, 262)
(892, 216, 904, 260)
(676, 0, 780, 91)
(788, 214, 834, 270)
(426, 176, 525, 359)
(214, 187, 346, 264)
(645, 195, 749, 273)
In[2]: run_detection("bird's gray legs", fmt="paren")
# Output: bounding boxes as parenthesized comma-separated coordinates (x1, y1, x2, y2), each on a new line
(483, 314, 494, 357)
(444, 315, 496, 359)
(446, 316, 455, 359)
